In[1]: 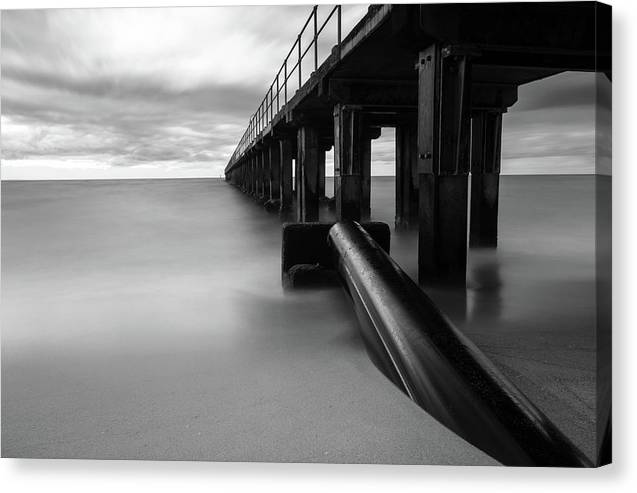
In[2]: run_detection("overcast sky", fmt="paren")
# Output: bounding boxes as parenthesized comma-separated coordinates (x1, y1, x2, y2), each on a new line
(1, 5, 609, 180)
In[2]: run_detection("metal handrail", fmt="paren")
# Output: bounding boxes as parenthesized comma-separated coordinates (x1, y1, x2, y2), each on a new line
(228, 5, 342, 167)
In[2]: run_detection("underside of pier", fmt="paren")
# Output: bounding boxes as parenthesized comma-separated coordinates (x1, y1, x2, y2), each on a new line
(225, 2, 610, 286)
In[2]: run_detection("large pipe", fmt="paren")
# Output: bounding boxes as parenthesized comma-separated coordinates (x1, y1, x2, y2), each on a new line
(327, 221, 592, 467)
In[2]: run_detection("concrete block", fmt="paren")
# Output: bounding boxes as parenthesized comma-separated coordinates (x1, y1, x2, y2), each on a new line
(281, 221, 390, 288)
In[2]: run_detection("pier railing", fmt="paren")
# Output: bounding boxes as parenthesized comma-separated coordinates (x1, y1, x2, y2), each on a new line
(229, 5, 342, 166)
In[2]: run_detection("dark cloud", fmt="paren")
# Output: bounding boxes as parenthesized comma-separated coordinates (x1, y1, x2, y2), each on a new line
(1, 6, 335, 178)
(0, 62, 261, 172)
(3, 64, 263, 116)
(0, 7, 603, 179)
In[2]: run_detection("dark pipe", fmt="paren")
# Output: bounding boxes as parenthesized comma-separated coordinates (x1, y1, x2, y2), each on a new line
(328, 221, 592, 467)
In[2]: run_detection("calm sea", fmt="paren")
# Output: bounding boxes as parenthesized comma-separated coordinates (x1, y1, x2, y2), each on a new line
(1, 175, 609, 462)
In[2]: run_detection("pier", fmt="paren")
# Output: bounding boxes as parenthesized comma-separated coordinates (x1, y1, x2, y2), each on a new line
(225, 2, 610, 285)
(224, 3, 611, 467)
(0, 2, 611, 468)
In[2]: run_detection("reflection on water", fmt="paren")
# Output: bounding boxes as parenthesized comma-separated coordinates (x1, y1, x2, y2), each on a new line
(466, 249, 504, 323)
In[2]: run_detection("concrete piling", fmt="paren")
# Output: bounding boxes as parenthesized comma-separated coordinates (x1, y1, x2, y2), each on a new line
(297, 126, 320, 222)
(470, 111, 502, 248)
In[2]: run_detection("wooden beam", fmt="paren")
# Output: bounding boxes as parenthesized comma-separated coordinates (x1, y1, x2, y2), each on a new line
(419, 3, 604, 55)
(471, 83, 518, 112)
(328, 78, 418, 107)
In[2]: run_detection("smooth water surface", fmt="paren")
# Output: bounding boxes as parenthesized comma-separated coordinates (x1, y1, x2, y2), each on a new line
(1, 178, 495, 464)
(2, 175, 609, 463)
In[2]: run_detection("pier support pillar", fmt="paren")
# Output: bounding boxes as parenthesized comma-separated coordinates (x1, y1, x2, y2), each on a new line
(250, 151, 259, 197)
(318, 147, 326, 200)
(470, 111, 502, 248)
(418, 174, 469, 284)
(361, 135, 372, 221)
(248, 155, 254, 196)
(333, 104, 371, 221)
(255, 150, 263, 199)
(395, 120, 419, 228)
(279, 138, 294, 212)
(243, 162, 248, 192)
(269, 142, 281, 201)
(417, 44, 472, 285)
(263, 147, 271, 201)
(296, 126, 320, 222)
(252, 154, 258, 197)
(254, 151, 261, 198)
(252, 155, 258, 196)
(294, 145, 301, 198)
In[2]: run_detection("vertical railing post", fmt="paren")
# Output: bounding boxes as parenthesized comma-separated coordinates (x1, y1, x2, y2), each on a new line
(337, 5, 342, 59)
(276, 74, 280, 113)
(228, 4, 348, 171)
(313, 5, 318, 71)
(284, 60, 288, 104)
(298, 35, 302, 89)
